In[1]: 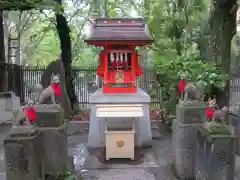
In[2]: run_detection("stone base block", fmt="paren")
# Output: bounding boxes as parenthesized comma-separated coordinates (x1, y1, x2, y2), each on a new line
(67, 155, 75, 170)
(176, 102, 206, 124)
(88, 105, 152, 148)
(230, 113, 240, 154)
(0, 98, 5, 110)
(4, 126, 45, 180)
(196, 126, 236, 180)
(172, 119, 201, 179)
(88, 88, 152, 148)
(35, 104, 64, 127)
(39, 123, 68, 173)
(5, 97, 20, 111)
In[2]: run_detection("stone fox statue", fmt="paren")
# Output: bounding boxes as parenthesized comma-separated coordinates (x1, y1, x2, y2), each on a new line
(35, 73, 62, 104)
(12, 99, 36, 127)
(183, 81, 205, 101)
(213, 106, 229, 124)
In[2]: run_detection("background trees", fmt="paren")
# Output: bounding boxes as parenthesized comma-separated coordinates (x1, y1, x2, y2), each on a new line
(0, 0, 238, 109)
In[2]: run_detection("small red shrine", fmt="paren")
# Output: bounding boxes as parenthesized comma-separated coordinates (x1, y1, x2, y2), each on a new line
(85, 18, 153, 93)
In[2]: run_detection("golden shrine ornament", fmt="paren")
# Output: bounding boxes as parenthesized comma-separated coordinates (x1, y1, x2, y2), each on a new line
(115, 70, 124, 83)
(116, 140, 124, 147)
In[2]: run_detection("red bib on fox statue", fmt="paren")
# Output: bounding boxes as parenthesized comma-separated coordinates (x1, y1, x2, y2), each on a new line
(206, 107, 215, 121)
(24, 107, 37, 122)
(178, 79, 187, 93)
(206, 98, 218, 121)
(51, 83, 62, 97)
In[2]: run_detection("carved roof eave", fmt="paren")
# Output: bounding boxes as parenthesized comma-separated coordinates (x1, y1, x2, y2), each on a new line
(85, 18, 153, 45)
(85, 40, 153, 46)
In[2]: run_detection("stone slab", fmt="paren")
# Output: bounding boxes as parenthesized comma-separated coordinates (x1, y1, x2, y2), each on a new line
(82, 168, 156, 180)
(172, 119, 201, 179)
(8, 125, 38, 137)
(0, 99, 5, 111)
(39, 122, 68, 173)
(151, 121, 164, 139)
(90, 88, 150, 104)
(35, 104, 64, 127)
(4, 126, 45, 180)
(230, 113, 240, 154)
(176, 102, 206, 124)
(196, 127, 236, 180)
(5, 97, 20, 111)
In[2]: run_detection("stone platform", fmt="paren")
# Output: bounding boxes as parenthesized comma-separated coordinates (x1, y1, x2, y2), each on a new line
(1, 123, 240, 179)
(87, 88, 152, 148)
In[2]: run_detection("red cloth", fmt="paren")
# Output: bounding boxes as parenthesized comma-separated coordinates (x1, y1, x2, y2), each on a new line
(136, 65, 143, 76)
(96, 65, 104, 77)
(24, 108, 36, 122)
(51, 83, 62, 97)
(178, 80, 187, 93)
(206, 107, 215, 120)
(96, 52, 105, 77)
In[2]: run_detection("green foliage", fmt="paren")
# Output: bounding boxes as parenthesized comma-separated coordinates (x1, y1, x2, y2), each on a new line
(0, 0, 59, 10)
(46, 166, 82, 180)
(156, 55, 227, 90)
(147, 0, 228, 111)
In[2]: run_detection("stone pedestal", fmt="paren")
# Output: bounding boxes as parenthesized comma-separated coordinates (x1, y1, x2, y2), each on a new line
(0, 92, 20, 111)
(87, 88, 152, 148)
(35, 104, 64, 127)
(172, 119, 201, 179)
(4, 126, 45, 180)
(39, 122, 68, 173)
(230, 112, 240, 154)
(5, 97, 20, 111)
(176, 100, 206, 124)
(196, 125, 236, 180)
(172, 100, 205, 179)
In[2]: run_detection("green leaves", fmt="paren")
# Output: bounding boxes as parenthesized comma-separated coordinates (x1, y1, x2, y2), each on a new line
(155, 54, 228, 93)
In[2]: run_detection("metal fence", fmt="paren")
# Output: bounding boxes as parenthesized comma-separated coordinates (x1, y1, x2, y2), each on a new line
(3, 64, 240, 109)
(16, 66, 161, 107)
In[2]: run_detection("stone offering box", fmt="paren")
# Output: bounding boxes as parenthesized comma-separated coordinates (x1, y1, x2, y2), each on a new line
(176, 101, 206, 124)
(172, 118, 201, 179)
(196, 124, 236, 180)
(0, 92, 20, 111)
(4, 126, 45, 180)
(230, 112, 240, 154)
(35, 104, 64, 127)
(39, 122, 68, 174)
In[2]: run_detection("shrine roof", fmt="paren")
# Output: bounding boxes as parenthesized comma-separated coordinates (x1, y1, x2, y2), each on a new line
(85, 18, 153, 44)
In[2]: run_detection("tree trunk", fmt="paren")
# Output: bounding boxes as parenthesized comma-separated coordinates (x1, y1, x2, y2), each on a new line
(0, 11, 6, 92)
(91, 0, 101, 18)
(55, 0, 77, 109)
(204, 0, 237, 107)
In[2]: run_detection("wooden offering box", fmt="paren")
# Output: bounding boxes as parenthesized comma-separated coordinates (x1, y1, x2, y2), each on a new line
(105, 126, 135, 160)
(96, 104, 144, 160)
(84, 18, 153, 94)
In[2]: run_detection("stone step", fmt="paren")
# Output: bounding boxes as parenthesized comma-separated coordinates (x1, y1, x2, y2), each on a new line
(68, 120, 169, 139)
